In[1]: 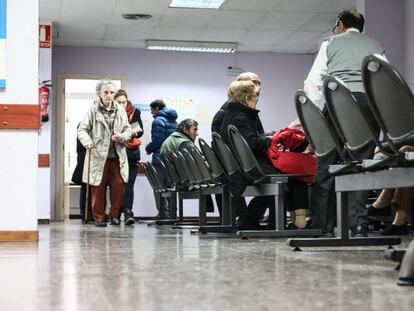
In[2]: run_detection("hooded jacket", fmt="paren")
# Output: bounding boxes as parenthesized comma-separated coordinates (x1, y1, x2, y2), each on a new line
(145, 107, 178, 161)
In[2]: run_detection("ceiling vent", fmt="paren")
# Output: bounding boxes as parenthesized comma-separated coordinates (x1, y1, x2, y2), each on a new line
(121, 14, 153, 20)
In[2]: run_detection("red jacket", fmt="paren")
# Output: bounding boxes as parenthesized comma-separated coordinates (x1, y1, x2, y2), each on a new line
(266, 128, 316, 183)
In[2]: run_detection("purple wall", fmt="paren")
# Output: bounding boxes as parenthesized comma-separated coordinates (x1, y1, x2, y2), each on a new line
(364, 0, 406, 75)
(53, 47, 314, 135)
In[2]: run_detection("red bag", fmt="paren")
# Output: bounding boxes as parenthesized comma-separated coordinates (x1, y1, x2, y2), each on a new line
(124, 137, 141, 149)
(266, 128, 316, 183)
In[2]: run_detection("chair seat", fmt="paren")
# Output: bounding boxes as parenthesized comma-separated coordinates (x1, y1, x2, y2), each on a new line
(328, 163, 362, 175)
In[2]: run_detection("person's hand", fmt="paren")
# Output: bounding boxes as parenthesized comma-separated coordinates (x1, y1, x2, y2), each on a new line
(112, 132, 123, 143)
(85, 143, 93, 150)
(374, 146, 380, 154)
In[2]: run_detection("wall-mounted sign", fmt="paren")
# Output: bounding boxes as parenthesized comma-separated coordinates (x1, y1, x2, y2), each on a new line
(39, 24, 51, 48)
(0, 0, 6, 89)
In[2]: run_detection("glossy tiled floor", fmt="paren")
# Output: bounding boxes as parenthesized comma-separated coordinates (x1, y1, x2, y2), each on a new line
(0, 221, 413, 311)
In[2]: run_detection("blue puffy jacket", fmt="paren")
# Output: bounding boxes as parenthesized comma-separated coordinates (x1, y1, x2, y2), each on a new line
(145, 107, 178, 162)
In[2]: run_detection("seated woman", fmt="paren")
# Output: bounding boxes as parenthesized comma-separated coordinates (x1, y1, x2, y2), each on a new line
(369, 144, 414, 235)
(219, 80, 310, 229)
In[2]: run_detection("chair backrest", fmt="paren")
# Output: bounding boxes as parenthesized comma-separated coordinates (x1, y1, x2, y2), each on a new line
(227, 125, 267, 182)
(198, 138, 225, 179)
(166, 151, 187, 183)
(181, 148, 204, 184)
(154, 158, 174, 188)
(362, 54, 414, 156)
(143, 162, 158, 191)
(294, 90, 345, 161)
(323, 76, 378, 160)
(163, 157, 181, 185)
(146, 162, 164, 191)
(185, 144, 213, 182)
(211, 132, 240, 176)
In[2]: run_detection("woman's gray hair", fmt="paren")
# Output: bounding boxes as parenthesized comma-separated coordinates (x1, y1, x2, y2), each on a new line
(177, 118, 198, 132)
(95, 78, 118, 96)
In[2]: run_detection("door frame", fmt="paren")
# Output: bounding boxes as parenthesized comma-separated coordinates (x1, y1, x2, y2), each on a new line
(52, 73, 127, 221)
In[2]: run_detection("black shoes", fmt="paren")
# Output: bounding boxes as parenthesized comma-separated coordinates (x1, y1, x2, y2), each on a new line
(381, 224, 410, 236)
(124, 216, 135, 226)
(321, 230, 335, 238)
(367, 204, 392, 217)
(351, 224, 368, 237)
(95, 221, 107, 227)
(110, 218, 120, 226)
(236, 215, 261, 230)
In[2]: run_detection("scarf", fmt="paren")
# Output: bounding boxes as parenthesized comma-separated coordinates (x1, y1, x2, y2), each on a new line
(125, 100, 135, 120)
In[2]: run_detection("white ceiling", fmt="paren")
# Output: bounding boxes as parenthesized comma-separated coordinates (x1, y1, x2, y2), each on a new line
(40, 0, 356, 54)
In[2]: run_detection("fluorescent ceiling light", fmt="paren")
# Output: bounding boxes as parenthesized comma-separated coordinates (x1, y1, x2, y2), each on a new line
(146, 40, 237, 53)
(169, 0, 226, 9)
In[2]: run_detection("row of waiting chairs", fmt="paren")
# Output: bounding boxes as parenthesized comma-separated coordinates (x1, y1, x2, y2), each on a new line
(144, 125, 321, 238)
(292, 54, 414, 284)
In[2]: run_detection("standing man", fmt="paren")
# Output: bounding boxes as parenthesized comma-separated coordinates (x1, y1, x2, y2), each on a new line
(145, 99, 178, 218)
(304, 10, 385, 237)
(145, 99, 178, 163)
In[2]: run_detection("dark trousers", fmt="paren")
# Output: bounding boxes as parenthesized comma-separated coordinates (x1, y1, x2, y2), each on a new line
(120, 163, 138, 218)
(310, 92, 379, 231)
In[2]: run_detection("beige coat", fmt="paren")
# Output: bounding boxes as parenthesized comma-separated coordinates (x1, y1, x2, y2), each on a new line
(77, 101, 132, 186)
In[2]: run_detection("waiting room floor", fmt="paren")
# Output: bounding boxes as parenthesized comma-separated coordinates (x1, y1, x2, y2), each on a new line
(0, 221, 413, 311)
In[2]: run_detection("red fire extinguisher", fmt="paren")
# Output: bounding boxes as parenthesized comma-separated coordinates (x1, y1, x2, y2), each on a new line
(39, 80, 52, 122)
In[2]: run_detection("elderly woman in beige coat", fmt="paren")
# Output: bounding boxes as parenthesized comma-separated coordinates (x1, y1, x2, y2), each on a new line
(77, 79, 132, 227)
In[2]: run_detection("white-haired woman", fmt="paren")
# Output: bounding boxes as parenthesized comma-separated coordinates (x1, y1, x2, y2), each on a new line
(77, 79, 132, 227)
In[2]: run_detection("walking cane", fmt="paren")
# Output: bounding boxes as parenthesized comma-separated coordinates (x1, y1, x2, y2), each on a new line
(83, 149, 92, 224)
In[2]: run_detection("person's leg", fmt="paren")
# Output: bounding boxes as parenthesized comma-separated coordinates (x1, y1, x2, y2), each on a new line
(122, 164, 137, 218)
(348, 141, 377, 229)
(310, 151, 339, 233)
(108, 158, 125, 223)
(372, 189, 395, 208)
(79, 183, 86, 218)
(288, 180, 309, 229)
(349, 93, 380, 232)
(91, 160, 110, 223)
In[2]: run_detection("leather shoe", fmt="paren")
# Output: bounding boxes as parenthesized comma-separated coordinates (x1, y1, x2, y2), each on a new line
(351, 224, 368, 237)
(367, 204, 391, 217)
(110, 218, 120, 226)
(381, 224, 410, 236)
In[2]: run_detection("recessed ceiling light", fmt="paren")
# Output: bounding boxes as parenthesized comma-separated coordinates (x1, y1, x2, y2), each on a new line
(121, 14, 153, 20)
(169, 0, 226, 9)
(146, 40, 236, 53)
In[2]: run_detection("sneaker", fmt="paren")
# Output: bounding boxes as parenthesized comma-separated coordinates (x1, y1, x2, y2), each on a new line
(95, 221, 107, 227)
(125, 217, 135, 226)
(110, 218, 120, 226)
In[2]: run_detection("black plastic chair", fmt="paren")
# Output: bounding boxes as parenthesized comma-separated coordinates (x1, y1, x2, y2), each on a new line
(288, 88, 401, 250)
(198, 138, 225, 180)
(184, 145, 214, 184)
(323, 76, 387, 170)
(362, 54, 414, 162)
(214, 129, 320, 239)
(294, 90, 352, 174)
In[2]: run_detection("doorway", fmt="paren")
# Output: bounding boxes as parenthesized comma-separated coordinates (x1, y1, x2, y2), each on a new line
(54, 74, 126, 221)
